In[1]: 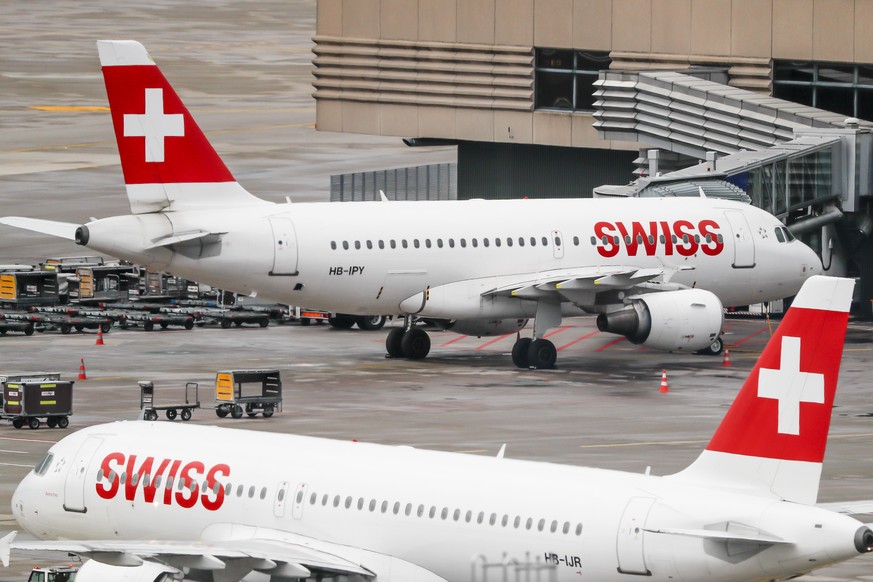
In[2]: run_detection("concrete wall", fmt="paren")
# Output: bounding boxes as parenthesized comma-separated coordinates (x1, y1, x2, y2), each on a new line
(314, 0, 873, 147)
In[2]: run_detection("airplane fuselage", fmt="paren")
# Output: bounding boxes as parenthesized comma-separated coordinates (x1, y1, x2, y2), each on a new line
(12, 421, 863, 582)
(80, 196, 818, 316)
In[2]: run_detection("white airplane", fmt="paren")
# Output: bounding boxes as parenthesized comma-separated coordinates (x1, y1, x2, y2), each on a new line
(3, 275, 872, 582)
(0, 41, 822, 369)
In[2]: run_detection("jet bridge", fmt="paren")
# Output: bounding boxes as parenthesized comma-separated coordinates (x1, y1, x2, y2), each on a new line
(592, 70, 873, 315)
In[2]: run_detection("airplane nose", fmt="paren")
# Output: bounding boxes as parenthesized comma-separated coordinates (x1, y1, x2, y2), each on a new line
(11, 474, 36, 535)
(802, 243, 824, 277)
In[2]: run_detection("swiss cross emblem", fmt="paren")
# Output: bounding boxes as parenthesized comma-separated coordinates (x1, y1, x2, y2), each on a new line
(123, 88, 184, 163)
(757, 336, 825, 435)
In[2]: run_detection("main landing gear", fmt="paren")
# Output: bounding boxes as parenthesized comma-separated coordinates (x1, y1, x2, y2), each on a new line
(511, 336, 557, 369)
(385, 317, 431, 360)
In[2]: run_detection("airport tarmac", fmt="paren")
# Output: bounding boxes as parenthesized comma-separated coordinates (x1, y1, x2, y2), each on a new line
(2, 1, 873, 581)
(0, 318, 872, 580)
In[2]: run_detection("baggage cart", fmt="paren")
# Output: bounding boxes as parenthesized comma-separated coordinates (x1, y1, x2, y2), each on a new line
(2, 380, 73, 429)
(214, 370, 281, 419)
(0, 373, 61, 409)
(139, 380, 200, 421)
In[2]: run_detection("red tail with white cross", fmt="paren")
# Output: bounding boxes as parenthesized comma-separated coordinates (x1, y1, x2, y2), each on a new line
(97, 40, 261, 214)
(674, 275, 853, 504)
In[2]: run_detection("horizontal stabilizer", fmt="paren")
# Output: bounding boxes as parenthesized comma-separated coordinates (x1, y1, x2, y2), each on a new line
(145, 230, 224, 250)
(646, 527, 788, 545)
(819, 500, 873, 516)
(0, 216, 79, 240)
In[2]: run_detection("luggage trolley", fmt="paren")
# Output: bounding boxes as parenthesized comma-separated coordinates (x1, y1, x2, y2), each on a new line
(2, 379, 73, 429)
(214, 370, 282, 419)
(139, 380, 201, 421)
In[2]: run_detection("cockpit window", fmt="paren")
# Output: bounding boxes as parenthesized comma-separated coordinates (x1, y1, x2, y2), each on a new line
(783, 227, 796, 242)
(774, 226, 796, 243)
(775, 227, 785, 243)
(34, 452, 53, 476)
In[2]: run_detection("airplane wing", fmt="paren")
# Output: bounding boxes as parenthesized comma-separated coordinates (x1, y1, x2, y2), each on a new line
(1, 530, 448, 581)
(0, 216, 80, 240)
(482, 265, 693, 307)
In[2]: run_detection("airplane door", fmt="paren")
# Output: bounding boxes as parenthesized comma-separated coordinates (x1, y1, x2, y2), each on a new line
(615, 497, 655, 575)
(724, 210, 755, 268)
(292, 482, 308, 520)
(269, 217, 299, 276)
(274, 481, 289, 518)
(63, 436, 103, 513)
(551, 230, 565, 259)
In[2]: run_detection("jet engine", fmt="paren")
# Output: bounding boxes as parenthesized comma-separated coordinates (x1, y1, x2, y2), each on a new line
(596, 289, 723, 352)
(433, 318, 529, 337)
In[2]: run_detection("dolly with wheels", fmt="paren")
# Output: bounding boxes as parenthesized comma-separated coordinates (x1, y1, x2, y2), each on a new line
(139, 380, 200, 422)
(2, 379, 74, 429)
(214, 369, 282, 420)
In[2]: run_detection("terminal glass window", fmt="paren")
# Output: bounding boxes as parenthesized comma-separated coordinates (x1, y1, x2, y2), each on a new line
(773, 61, 873, 120)
(535, 49, 611, 112)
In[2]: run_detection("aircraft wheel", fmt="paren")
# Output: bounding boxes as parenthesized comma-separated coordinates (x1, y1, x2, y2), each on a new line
(57, 416, 69, 429)
(262, 404, 274, 418)
(356, 315, 387, 331)
(328, 315, 355, 330)
(181, 408, 192, 421)
(166, 408, 177, 420)
(511, 337, 532, 368)
(28, 417, 40, 430)
(401, 328, 431, 360)
(696, 337, 724, 356)
(385, 327, 405, 358)
(231, 405, 243, 419)
(527, 338, 557, 370)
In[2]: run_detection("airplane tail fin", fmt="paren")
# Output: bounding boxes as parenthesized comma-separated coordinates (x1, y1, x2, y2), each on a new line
(672, 275, 853, 505)
(97, 40, 264, 214)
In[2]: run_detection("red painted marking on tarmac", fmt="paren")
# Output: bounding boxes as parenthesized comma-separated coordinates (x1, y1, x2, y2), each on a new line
(557, 330, 600, 352)
(544, 326, 572, 339)
(441, 335, 468, 347)
(731, 327, 768, 347)
(595, 337, 626, 352)
(475, 333, 514, 350)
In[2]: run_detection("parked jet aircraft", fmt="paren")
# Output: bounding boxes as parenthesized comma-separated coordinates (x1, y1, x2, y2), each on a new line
(0, 41, 822, 368)
(2, 276, 871, 581)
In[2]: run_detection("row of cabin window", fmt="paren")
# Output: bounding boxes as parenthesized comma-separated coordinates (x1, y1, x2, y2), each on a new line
(280, 488, 583, 536)
(98, 470, 264, 500)
(330, 233, 725, 252)
(331, 236, 560, 251)
(99, 470, 584, 536)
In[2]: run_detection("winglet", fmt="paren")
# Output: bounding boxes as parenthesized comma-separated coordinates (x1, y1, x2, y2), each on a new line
(672, 276, 854, 505)
(0, 531, 16, 567)
(496, 444, 506, 459)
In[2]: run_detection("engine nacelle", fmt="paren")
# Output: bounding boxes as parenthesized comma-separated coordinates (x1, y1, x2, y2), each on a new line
(596, 289, 723, 352)
(434, 318, 529, 337)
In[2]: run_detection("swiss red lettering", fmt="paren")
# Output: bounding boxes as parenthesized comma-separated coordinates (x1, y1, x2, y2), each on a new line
(93, 452, 229, 511)
(175, 461, 205, 509)
(202, 463, 231, 511)
(672, 220, 698, 257)
(699, 219, 724, 256)
(96, 452, 124, 500)
(594, 221, 619, 258)
(594, 220, 723, 258)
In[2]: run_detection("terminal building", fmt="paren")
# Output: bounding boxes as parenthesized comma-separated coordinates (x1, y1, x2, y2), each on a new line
(312, 0, 873, 313)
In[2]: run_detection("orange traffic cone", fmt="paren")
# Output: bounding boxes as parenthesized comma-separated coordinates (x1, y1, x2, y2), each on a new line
(95, 328, 105, 346)
(77, 358, 87, 380)
(722, 348, 732, 367)
(659, 369, 669, 393)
